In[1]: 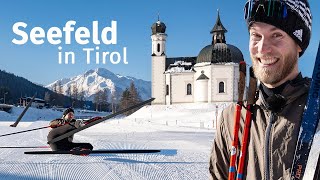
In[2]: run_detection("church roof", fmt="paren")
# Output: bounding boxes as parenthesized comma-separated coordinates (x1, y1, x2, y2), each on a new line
(210, 10, 227, 34)
(151, 20, 166, 35)
(196, 72, 209, 80)
(196, 11, 243, 64)
(196, 43, 243, 64)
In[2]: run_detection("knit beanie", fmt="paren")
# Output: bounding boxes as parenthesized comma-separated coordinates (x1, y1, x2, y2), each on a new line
(63, 107, 74, 117)
(244, 0, 312, 56)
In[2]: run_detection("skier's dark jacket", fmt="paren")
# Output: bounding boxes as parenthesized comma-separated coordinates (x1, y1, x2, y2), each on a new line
(209, 75, 320, 180)
(47, 118, 82, 146)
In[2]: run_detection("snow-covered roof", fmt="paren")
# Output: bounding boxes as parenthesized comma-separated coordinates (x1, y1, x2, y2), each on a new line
(165, 60, 195, 74)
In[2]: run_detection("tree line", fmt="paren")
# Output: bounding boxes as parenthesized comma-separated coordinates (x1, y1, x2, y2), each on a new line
(48, 81, 142, 114)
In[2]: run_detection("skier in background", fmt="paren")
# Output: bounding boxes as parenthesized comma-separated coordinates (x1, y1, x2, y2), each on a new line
(47, 107, 93, 151)
(209, 0, 315, 179)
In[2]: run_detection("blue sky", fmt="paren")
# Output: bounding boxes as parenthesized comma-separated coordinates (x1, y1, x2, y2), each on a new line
(0, 0, 319, 85)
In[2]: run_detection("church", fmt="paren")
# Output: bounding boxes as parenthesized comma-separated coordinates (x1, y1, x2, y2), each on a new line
(151, 12, 245, 105)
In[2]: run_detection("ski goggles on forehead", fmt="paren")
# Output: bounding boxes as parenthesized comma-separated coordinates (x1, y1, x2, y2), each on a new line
(244, 0, 288, 20)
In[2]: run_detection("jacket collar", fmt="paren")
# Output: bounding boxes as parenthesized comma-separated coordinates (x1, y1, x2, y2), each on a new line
(256, 74, 310, 113)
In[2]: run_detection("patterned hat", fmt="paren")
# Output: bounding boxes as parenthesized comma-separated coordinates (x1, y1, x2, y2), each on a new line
(244, 0, 312, 56)
(63, 107, 74, 117)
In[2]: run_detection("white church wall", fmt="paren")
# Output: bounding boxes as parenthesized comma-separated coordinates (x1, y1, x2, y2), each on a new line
(211, 64, 237, 102)
(195, 80, 209, 102)
(152, 56, 166, 104)
(194, 65, 211, 103)
(170, 73, 194, 104)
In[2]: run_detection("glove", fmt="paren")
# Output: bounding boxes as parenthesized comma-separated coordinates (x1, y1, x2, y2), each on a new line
(74, 120, 85, 128)
(84, 116, 102, 125)
(49, 118, 64, 128)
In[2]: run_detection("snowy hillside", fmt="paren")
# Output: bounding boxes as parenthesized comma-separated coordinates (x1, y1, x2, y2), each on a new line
(46, 68, 151, 101)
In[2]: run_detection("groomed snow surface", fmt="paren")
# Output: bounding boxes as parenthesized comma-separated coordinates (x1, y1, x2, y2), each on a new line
(0, 103, 224, 180)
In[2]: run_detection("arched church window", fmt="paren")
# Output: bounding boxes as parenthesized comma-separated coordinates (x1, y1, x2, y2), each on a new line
(157, 43, 160, 52)
(219, 82, 225, 93)
(166, 85, 169, 95)
(187, 83, 192, 95)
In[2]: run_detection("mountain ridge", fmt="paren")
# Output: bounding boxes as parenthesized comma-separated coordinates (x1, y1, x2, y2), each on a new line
(46, 68, 151, 101)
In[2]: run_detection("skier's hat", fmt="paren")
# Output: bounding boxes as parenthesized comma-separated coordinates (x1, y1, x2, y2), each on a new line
(244, 0, 312, 56)
(63, 107, 74, 117)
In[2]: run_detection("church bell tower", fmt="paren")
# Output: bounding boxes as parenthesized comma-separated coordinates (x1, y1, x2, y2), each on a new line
(151, 17, 167, 104)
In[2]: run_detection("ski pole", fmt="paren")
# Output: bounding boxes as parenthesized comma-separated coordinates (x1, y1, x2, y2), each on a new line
(0, 125, 51, 137)
(236, 67, 257, 180)
(0, 146, 50, 148)
(10, 93, 37, 127)
(228, 61, 247, 180)
(0, 120, 74, 138)
(1, 115, 109, 138)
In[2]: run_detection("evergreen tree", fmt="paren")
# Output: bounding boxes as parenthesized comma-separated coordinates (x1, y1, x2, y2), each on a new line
(129, 81, 141, 105)
(78, 88, 85, 109)
(128, 81, 142, 115)
(100, 89, 109, 111)
(93, 90, 102, 111)
(119, 88, 130, 115)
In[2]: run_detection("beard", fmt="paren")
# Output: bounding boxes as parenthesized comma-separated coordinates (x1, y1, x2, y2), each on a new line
(251, 51, 298, 85)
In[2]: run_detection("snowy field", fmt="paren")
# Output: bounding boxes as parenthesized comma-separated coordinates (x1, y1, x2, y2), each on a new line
(0, 104, 223, 180)
(1, 104, 318, 179)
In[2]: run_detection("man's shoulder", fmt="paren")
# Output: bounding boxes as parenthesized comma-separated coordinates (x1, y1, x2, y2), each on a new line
(219, 103, 237, 125)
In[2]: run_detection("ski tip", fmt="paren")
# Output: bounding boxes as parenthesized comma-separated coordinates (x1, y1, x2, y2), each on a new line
(239, 61, 246, 65)
(239, 61, 246, 74)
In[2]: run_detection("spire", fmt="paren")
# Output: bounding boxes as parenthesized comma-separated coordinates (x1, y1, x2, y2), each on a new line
(210, 9, 227, 44)
(151, 13, 166, 35)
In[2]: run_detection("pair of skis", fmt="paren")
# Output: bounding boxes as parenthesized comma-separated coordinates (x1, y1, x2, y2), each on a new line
(228, 62, 257, 180)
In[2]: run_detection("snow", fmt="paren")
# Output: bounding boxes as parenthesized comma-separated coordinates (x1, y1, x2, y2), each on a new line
(0, 103, 220, 180)
(1, 103, 318, 179)
(165, 61, 194, 73)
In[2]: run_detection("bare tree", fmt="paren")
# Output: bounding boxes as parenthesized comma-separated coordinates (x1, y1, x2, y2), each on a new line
(44, 91, 50, 103)
(111, 89, 118, 113)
